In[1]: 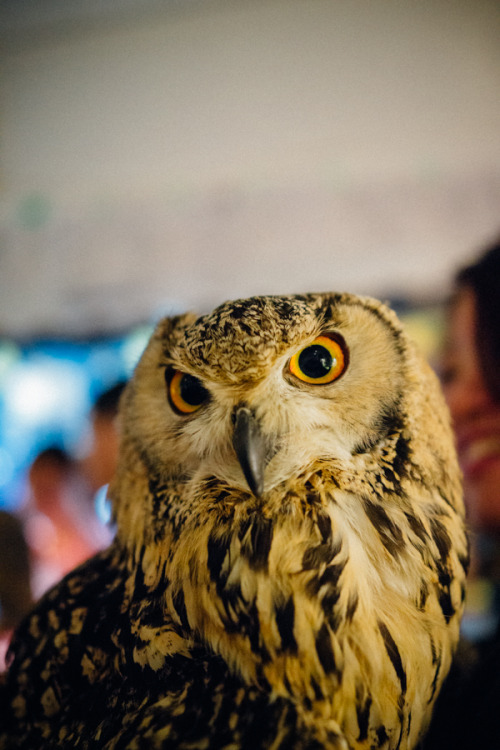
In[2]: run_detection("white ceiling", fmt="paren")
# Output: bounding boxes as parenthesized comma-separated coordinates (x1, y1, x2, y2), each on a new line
(1, 0, 499, 336)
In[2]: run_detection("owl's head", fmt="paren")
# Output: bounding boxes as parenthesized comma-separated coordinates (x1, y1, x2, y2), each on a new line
(111, 292, 457, 552)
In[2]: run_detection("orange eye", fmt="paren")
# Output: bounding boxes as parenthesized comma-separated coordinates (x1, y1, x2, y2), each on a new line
(167, 370, 209, 414)
(289, 334, 347, 384)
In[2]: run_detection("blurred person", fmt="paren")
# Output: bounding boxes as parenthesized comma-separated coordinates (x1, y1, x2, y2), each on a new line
(424, 238, 500, 749)
(0, 510, 32, 671)
(77, 380, 126, 536)
(440, 240, 500, 642)
(79, 380, 127, 497)
(22, 446, 106, 599)
(15, 382, 127, 606)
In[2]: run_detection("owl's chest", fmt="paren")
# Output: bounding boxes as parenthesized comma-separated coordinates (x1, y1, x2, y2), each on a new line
(168, 485, 462, 750)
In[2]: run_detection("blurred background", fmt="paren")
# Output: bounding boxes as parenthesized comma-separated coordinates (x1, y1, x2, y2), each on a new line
(0, 0, 499, 567)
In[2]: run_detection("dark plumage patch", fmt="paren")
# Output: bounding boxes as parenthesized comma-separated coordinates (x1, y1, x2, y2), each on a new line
(301, 514, 341, 570)
(316, 510, 332, 543)
(217, 591, 270, 663)
(376, 724, 389, 747)
(275, 298, 300, 324)
(275, 597, 297, 654)
(460, 580, 466, 604)
(207, 533, 229, 583)
(418, 582, 429, 611)
(406, 710, 412, 740)
(240, 516, 274, 572)
(404, 512, 428, 545)
(358, 400, 404, 452)
(314, 294, 344, 325)
(392, 433, 410, 478)
(227, 299, 262, 320)
(307, 564, 343, 631)
(378, 621, 407, 697)
(321, 590, 342, 625)
(319, 563, 344, 589)
(436, 566, 455, 622)
(429, 518, 452, 561)
(381, 464, 398, 487)
(346, 592, 359, 621)
(307, 490, 322, 506)
(364, 501, 404, 557)
(437, 590, 455, 623)
(302, 540, 338, 570)
(305, 562, 344, 601)
(352, 435, 378, 455)
(357, 694, 373, 742)
(378, 404, 404, 439)
(310, 675, 324, 701)
(315, 623, 337, 675)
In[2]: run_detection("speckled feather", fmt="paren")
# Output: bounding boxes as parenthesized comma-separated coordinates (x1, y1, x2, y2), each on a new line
(0, 292, 468, 749)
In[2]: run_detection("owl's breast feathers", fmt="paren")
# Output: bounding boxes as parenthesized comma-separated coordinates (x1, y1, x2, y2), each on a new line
(0, 293, 468, 750)
(161, 445, 466, 749)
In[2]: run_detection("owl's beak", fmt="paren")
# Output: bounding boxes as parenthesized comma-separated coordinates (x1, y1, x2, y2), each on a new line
(232, 406, 268, 497)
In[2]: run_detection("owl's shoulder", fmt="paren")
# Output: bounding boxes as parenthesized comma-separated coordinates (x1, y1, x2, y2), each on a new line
(1, 543, 324, 748)
(1, 547, 125, 742)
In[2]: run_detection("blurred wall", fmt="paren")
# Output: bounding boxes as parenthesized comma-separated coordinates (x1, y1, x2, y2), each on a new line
(1, 0, 500, 336)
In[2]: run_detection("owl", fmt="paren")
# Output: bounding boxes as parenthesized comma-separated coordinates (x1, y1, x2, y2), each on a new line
(0, 292, 468, 750)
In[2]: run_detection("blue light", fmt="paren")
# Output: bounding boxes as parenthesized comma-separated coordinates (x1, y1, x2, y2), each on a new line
(94, 484, 113, 526)
(0, 330, 142, 511)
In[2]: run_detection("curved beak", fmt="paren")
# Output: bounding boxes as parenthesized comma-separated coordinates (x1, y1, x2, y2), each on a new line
(232, 406, 269, 497)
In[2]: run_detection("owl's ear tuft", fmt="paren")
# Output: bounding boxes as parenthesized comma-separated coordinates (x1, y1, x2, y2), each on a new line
(154, 312, 199, 340)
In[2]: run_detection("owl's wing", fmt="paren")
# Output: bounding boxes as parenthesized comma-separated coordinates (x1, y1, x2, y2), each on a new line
(0, 543, 347, 749)
(1, 546, 128, 747)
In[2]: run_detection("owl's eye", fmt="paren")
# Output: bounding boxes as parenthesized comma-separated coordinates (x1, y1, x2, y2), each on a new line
(289, 334, 347, 384)
(167, 370, 210, 414)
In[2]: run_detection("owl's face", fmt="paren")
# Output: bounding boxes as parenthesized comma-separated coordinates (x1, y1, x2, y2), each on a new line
(120, 293, 410, 500)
